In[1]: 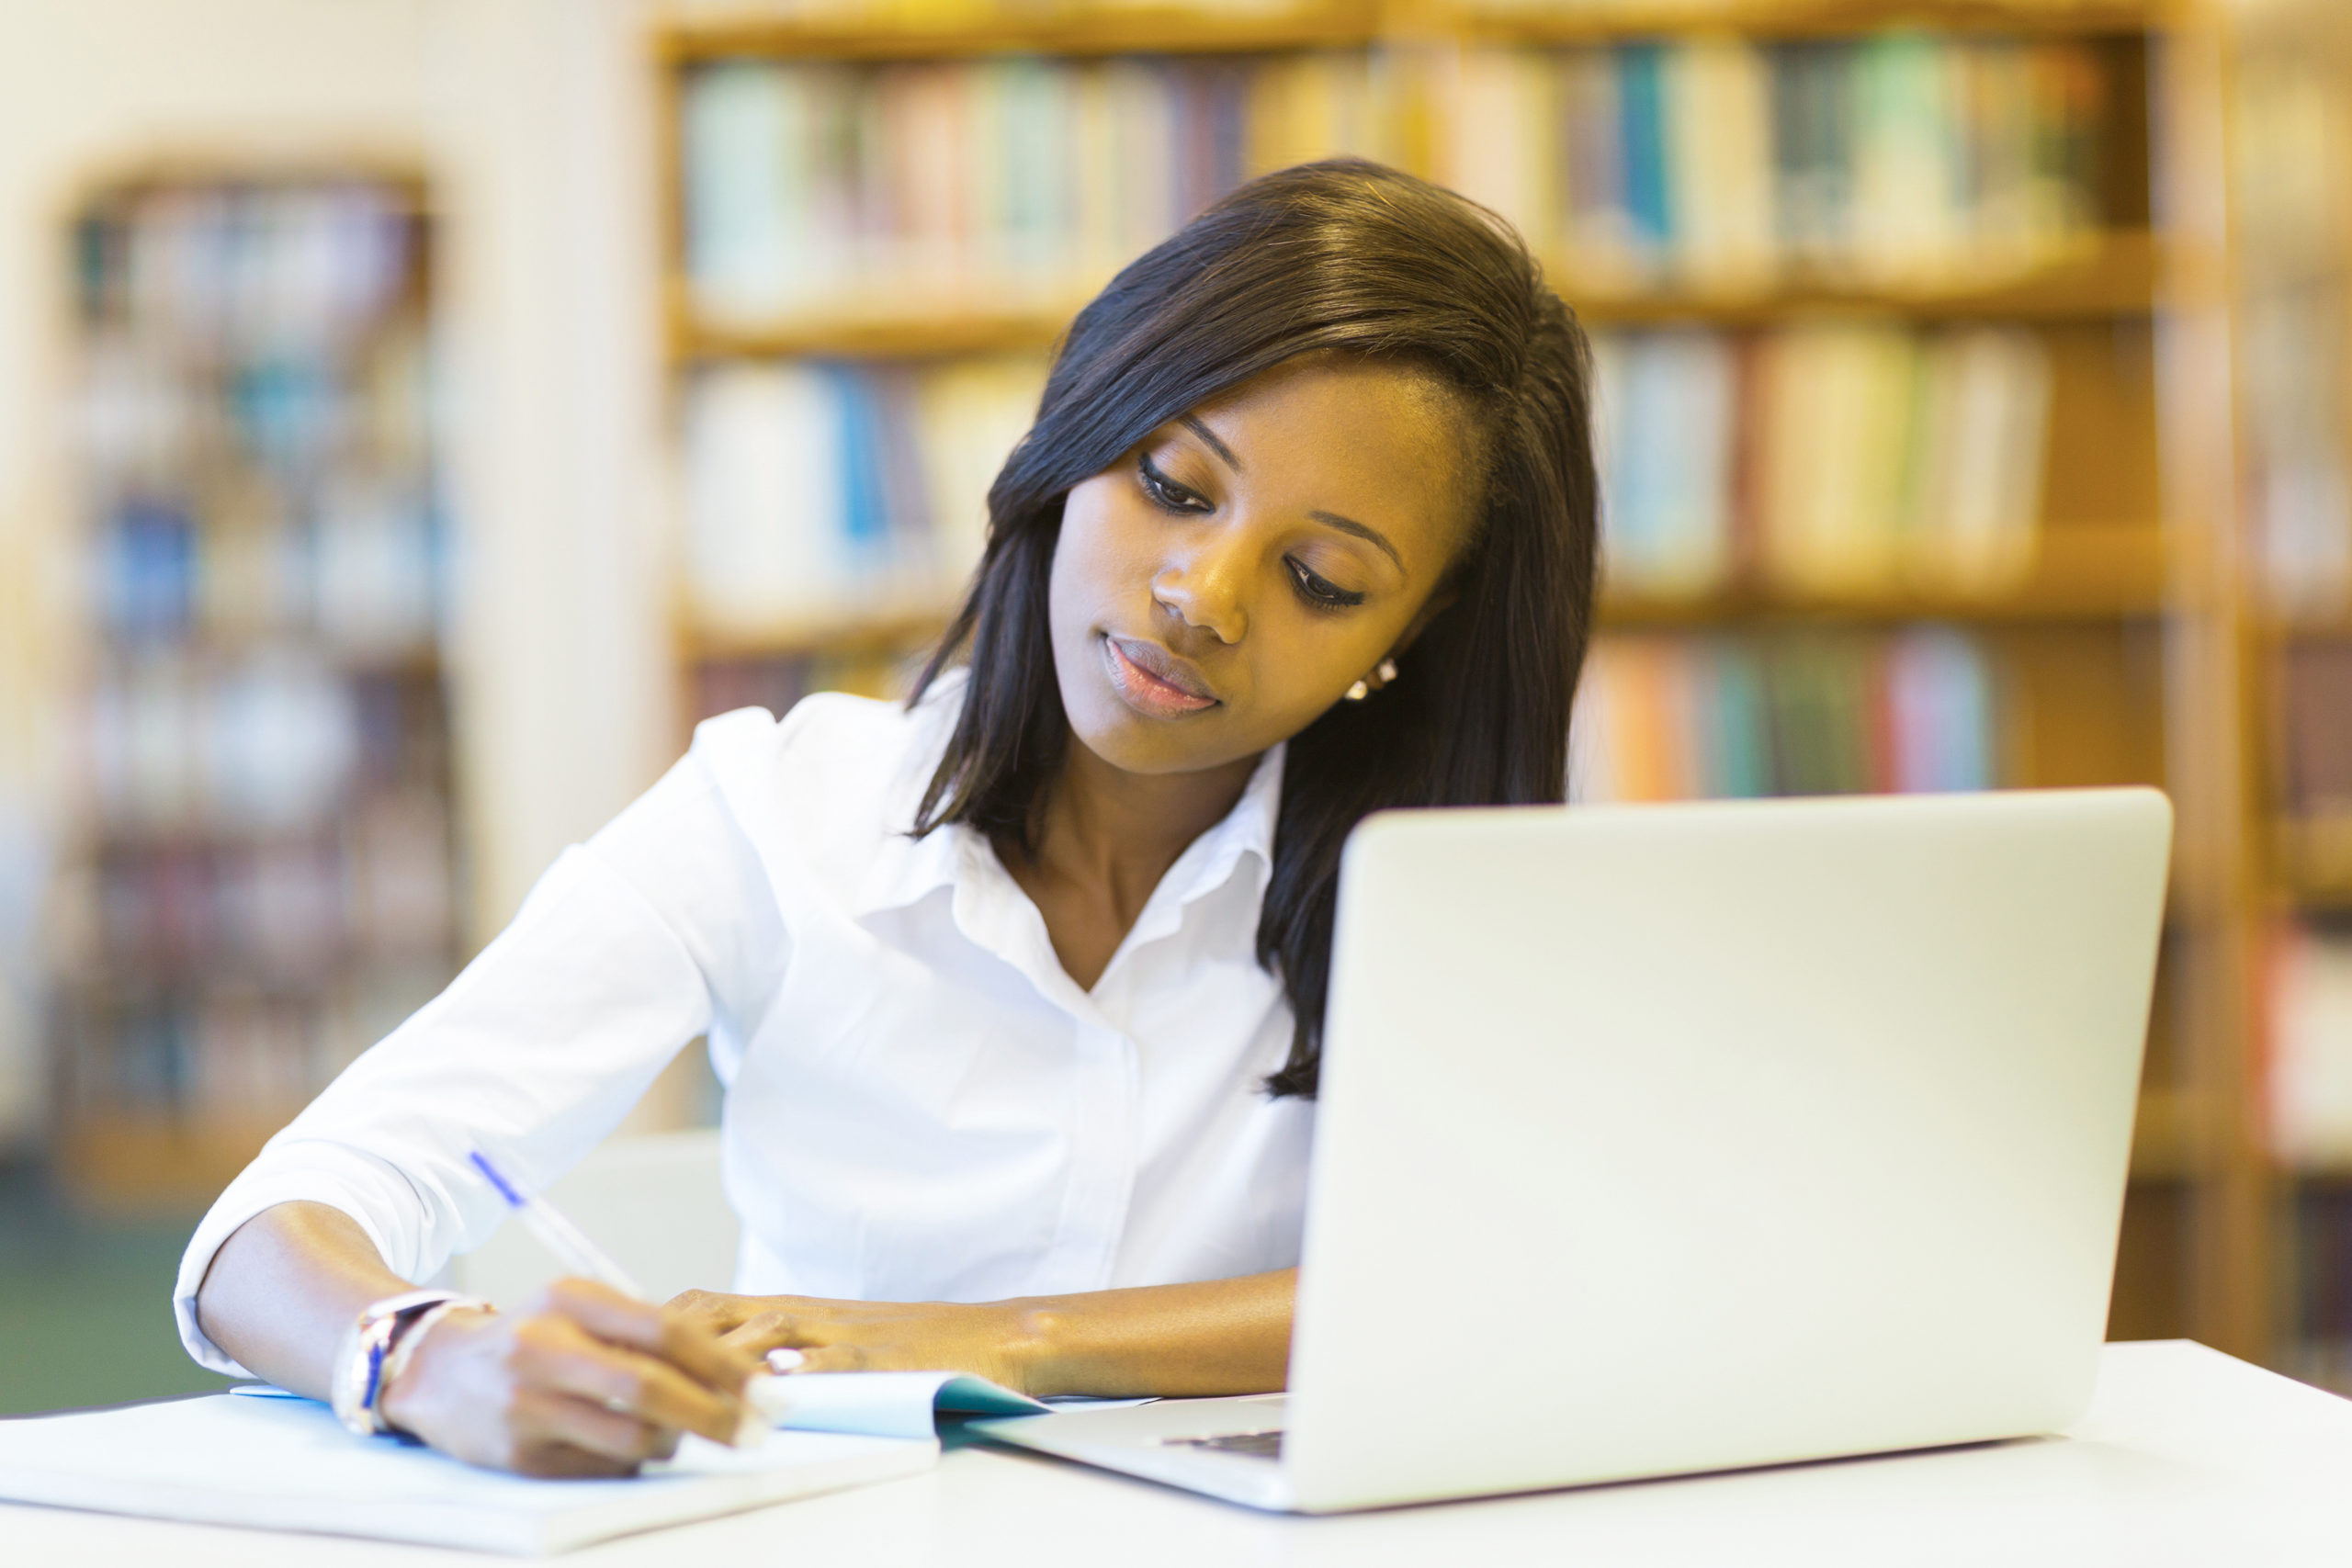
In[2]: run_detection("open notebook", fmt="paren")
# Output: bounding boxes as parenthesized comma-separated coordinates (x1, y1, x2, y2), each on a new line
(0, 1385, 951, 1555)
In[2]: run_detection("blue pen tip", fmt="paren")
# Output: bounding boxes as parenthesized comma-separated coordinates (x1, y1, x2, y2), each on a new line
(469, 1149, 526, 1208)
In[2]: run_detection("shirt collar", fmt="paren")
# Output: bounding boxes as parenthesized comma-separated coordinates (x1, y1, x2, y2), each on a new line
(854, 677, 1285, 921)
(853, 677, 971, 918)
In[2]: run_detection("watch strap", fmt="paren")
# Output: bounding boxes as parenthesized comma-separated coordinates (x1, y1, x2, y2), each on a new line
(330, 1289, 468, 1437)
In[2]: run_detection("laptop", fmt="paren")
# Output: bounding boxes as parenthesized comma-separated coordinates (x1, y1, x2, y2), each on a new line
(974, 788, 2172, 1512)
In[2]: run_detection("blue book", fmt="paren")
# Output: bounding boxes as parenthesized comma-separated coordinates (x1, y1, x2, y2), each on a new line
(1617, 45, 1672, 252)
(828, 365, 888, 573)
(1699, 640, 1772, 798)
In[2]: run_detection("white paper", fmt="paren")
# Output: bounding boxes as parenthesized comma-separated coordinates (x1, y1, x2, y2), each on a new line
(0, 1392, 933, 1555)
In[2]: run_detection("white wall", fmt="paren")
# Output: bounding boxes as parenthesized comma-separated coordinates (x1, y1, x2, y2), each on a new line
(0, 0, 676, 1145)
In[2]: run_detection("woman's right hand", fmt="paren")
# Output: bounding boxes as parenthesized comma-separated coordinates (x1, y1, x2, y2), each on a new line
(377, 1279, 763, 1477)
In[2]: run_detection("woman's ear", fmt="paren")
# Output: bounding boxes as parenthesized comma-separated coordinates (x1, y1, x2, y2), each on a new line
(1389, 585, 1459, 660)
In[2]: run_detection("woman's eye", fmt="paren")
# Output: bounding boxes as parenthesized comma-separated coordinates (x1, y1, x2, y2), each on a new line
(1137, 454, 1209, 514)
(1288, 558, 1367, 611)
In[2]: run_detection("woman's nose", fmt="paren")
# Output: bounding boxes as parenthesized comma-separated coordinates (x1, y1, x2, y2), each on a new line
(1152, 534, 1250, 646)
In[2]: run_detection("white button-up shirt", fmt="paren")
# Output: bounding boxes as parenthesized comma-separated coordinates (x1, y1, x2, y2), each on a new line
(174, 677, 1314, 1375)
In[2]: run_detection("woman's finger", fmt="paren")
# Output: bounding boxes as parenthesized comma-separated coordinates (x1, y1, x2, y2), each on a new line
(509, 1384, 669, 1468)
(716, 1311, 820, 1357)
(786, 1342, 874, 1374)
(660, 1289, 750, 1336)
(538, 1280, 760, 1401)
(512, 1316, 748, 1448)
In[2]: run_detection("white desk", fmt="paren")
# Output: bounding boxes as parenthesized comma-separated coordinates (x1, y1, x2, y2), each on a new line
(8, 1341, 2348, 1567)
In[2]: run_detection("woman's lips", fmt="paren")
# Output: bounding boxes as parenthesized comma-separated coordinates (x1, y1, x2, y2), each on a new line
(1102, 635, 1218, 718)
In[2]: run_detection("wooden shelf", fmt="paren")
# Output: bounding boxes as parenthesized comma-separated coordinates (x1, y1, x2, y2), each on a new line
(665, 0, 2172, 60)
(671, 289, 1075, 363)
(1563, 232, 2164, 325)
(1451, 0, 2174, 44)
(669, 234, 2167, 363)
(1602, 525, 2171, 627)
(2276, 816, 2352, 909)
(661, 4, 1377, 62)
(57, 1112, 296, 1213)
(683, 600, 961, 662)
(2131, 1087, 2210, 1179)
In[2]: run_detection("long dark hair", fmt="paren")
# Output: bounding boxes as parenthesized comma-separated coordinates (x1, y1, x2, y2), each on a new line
(908, 158, 1599, 1098)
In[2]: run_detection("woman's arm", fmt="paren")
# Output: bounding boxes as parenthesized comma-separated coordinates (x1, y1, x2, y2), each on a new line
(669, 1269, 1296, 1398)
(200, 1201, 761, 1477)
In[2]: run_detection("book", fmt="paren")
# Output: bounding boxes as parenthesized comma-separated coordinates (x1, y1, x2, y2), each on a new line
(1592, 326, 1738, 594)
(1591, 319, 2052, 595)
(0, 1391, 935, 1556)
(2268, 922, 2352, 1169)
(2283, 639, 2352, 821)
(1444, 37, 2109, 288)
(679, 52, 1376, 321)
(682, 354, 1046, 636)
(1573, 628, 1996, 803)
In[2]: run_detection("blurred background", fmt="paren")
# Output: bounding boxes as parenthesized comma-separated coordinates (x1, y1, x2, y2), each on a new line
(1, 0, 2348, 1415)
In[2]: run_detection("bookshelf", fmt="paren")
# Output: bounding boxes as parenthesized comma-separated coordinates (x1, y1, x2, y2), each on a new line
(652, 2, 2264, 1357)
(2226, 0, 2352, 1392)
(47, 173, 463, 1210)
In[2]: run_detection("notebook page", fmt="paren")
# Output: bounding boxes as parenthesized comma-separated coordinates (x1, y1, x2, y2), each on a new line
(0, 1392, 934, 1555)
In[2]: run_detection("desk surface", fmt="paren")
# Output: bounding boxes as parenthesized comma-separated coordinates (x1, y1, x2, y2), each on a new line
(9, 1341, 2349, 1568)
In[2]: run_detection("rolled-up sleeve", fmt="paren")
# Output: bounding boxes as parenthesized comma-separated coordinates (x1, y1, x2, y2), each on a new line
(174, 719, 787, 1376)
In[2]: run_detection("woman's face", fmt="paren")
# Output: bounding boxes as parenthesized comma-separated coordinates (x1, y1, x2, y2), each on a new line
(1049, 355, 1477, 777)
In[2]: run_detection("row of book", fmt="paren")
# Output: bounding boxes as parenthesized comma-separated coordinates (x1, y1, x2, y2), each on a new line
(2287, 1181, 2352, 1396)
(676, 323, 2051, 632)
(57, 790, 456, 981)
(1571, 627, 1998, 803)
(2238, 280, 2352, 621)
(58, 964, 447, 1120)
(2270, 921, 2352, 1172)
(74, 184, 415, 354)
(1591, 321, 2052, 596)
(683, 52, 1374, 321)
(2235, 16, 2348, 616)
(2282, 638, 2352, 822)
(84, 652, 442, 834)
(683, 354, 1045, 629)
(91, 483, 444, 655)
(78, 321, 435, 484)
(1449, 37, 2109, 288)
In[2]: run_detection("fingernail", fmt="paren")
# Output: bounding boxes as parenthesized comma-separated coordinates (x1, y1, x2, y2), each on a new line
(766, 1348, 804, 1373)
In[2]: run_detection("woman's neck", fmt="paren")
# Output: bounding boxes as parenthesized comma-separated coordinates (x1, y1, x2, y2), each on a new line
(1001, 740, 1262, 990)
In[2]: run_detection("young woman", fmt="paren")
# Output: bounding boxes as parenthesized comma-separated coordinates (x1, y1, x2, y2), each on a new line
(183, 159, 1599, 1477)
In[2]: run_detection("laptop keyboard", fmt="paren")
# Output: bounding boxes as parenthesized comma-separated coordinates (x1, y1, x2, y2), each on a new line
(1164, 1430, 1283, 1459)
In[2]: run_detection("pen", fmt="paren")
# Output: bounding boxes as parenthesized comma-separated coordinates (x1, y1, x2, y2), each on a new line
(468, 1147, 790, 1440)
(469, 1149, 645, 1297)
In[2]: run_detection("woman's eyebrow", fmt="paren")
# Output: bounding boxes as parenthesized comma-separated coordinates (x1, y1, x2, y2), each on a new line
(1309, 509, 1404, 572)
(1179, 414, 1243, 472)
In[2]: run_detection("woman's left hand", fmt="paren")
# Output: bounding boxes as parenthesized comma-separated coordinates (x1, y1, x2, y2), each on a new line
(663, 1291, 1041, 1392)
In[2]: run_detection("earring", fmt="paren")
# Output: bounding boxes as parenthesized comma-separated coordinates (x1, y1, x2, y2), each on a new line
(1376, 657, 1398, 684)
(1345, 679, 1369, 701)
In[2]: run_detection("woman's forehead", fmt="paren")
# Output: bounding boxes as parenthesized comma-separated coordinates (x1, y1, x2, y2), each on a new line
(1177, 358, 1476, 558)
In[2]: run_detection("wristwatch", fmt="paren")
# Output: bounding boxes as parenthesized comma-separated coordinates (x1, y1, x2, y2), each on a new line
(329, 1289, 492, 1438)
